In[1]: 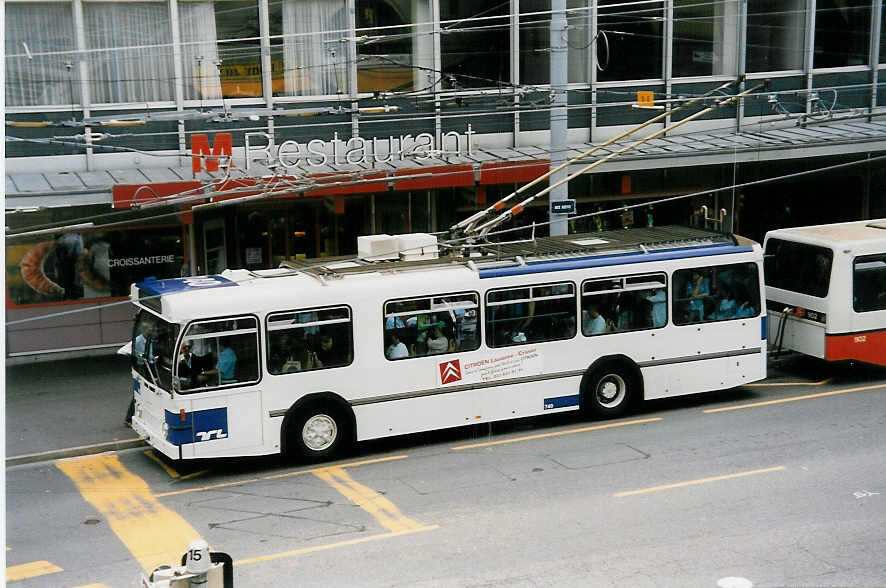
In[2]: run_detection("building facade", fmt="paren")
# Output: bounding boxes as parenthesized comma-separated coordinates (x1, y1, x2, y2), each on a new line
(6, 0, 886, 358)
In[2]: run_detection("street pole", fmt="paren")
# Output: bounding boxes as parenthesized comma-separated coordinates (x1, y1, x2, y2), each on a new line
(549, 0, 568, 236)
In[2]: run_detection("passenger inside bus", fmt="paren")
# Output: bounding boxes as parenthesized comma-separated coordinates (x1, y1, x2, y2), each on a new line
(582, 304, 608, 335)
(197, 337, 237, 385)
(684, 270, 710, 322)
(314, 334, 350, 368)
(386, 332, 409, 359)
(426, 326, 449, 355)
(281, 337, 316, 372)
(177, 342, 196, 389)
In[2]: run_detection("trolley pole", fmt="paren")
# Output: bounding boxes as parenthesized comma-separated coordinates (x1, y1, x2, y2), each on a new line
(549, 0, 569, 236)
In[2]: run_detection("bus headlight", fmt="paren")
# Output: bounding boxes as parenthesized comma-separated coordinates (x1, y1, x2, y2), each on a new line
(162, 421, 169, 440)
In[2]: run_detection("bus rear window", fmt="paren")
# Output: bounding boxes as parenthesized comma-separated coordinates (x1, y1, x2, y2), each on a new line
(764, 238, 833, 298)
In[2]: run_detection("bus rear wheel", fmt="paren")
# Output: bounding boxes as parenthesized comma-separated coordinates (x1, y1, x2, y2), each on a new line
(582, 364, 635, 419)
(286, 403, 349, 463)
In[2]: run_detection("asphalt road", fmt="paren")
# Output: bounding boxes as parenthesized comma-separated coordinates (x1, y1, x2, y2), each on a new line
(6, 357, 886, 587)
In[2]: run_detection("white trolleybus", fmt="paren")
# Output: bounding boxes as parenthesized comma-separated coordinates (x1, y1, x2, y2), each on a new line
(129, 225, 767, 462)
(764, 218, 886, 367)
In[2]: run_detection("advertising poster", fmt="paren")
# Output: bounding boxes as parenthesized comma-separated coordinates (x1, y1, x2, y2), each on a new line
(7, 227, 185, 305)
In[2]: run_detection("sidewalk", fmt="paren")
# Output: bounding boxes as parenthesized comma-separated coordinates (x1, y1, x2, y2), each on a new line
(5, 355, 144, 466)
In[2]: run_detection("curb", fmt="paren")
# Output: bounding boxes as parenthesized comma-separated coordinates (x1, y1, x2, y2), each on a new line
(6, 438, 147, 467)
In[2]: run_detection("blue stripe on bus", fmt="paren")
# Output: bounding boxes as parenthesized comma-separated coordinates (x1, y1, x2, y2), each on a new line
(544, 394, 580, 410)
(164, 407, 228, 446)
(761, 315, 767, 340)
(137, 275, 237, 296)
(478, 244, 754, 279)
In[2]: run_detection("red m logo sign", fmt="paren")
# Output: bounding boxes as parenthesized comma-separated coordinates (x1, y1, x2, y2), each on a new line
(191, 132, 233, 173)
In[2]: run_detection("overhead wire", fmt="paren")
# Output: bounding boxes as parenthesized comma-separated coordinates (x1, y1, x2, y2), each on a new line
(8, 151, 886, 328)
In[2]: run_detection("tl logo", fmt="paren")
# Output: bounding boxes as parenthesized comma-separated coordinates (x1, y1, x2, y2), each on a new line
(195, 429, 228, 441)
(439, 360, 462, 385)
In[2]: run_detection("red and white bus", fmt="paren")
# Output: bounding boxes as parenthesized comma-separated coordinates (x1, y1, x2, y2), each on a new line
(764, 219, 886, 366)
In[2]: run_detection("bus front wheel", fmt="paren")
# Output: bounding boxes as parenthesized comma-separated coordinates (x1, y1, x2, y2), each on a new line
(286, 403, 349, 462)
(582, 364, 636, 418)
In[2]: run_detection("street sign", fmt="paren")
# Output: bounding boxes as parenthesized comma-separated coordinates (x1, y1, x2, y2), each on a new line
(550, 199, 576, 215)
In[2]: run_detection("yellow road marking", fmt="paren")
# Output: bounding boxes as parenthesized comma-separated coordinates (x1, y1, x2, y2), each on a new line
(144, 450, 181, 478)
(705, 382, 886, 413)
(57, 455, 204, 574)
(614, 466, 786, 497)
(154, 455, 407, 498)
(234, 525, 439, 567)
(745, 377, 832, 387)
(6, 560, 63, 582)
(314, 467, 424, 533)
(451, 417, 663, 450)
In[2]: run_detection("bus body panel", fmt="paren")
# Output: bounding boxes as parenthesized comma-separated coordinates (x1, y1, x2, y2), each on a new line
(825, 330, 886, 366)
(127, 227, 768, 460)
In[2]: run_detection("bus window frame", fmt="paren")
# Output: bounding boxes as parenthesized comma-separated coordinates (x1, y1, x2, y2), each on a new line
(383, 291, 481, 361)
(764, 238, 834, 299)
(265, 304, 355, 374)
(485, 280, 577, 348)
(672, 262, 761, 326)
(580, 271, 668, 335)
(852, 253, 886, 313)
(175, 313, 262, 394)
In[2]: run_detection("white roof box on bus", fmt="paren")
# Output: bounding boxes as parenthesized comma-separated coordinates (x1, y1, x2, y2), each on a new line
(357, 233, 439, 261)
(396, 233, 438, 261)
(357, 234, 399, 261)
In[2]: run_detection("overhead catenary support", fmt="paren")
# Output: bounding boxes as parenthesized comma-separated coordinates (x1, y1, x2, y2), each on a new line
(451, 77, 744, 239)
(549, 0, 569, 236)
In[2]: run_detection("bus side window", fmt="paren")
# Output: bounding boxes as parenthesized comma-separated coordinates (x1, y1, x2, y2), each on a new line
(384, 293, 480, 360)
(582, 273, 667, 334)
(180, 317, 259, 391)
(486, 282, 575, 347)
(266, 306, 353, 374)
(853, 254, 886, 312)
(673, 263, 759, 325)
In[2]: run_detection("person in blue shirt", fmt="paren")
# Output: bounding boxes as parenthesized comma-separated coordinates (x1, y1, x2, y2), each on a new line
(684, 271, 710, 322)
(198, 338, 237, 385)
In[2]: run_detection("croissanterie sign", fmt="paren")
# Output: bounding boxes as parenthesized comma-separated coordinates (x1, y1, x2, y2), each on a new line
(7, 228, 184, 305)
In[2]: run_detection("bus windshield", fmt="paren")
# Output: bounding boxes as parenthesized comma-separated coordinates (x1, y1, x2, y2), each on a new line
(764, 238, 833, 298)
(132, 310, 179, 391)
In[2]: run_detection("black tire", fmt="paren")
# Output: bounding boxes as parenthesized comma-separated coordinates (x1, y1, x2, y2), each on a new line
(285, 403, 350, 463)
(581, 364, 636, 419)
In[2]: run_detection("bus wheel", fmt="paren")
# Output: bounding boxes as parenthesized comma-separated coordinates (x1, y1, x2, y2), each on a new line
(287, 404, 349, 462)
(582, 365, 634, 418)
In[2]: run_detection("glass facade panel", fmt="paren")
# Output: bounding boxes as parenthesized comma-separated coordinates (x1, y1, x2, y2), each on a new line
(596, 0, 663, 81)
(814, 0, 871, 68)
(84, 1, 174, 103)
(440, 1, 510, 89)
(881, 5, 886, 64)
(213, 0, 263, 98)
(4, 3, 75, 106)
(673, 0, 738, 78)
(357, 0, 431, 93)
(278, 0, 349, 96)
(518, 0, 589, 85)
(180, 0, 223, 100)
(746, 0, 805, 72)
